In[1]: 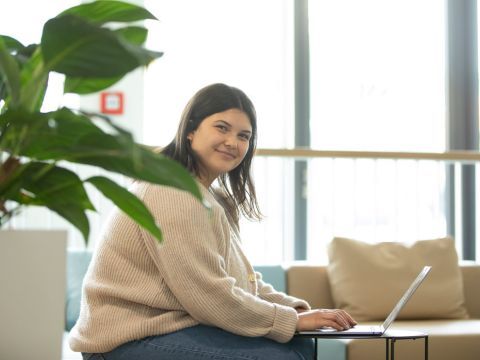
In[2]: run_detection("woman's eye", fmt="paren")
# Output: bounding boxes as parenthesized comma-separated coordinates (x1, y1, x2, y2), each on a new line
(239, 134, 250, 141)
(216, 125, 228, 132)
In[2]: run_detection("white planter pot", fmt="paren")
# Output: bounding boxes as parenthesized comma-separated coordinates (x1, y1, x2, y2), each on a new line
(0, 229, 67, 360)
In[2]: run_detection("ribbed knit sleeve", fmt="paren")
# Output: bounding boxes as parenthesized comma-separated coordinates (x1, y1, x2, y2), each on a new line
(255, 272, 311, 310)
(139, 183, 299, 343)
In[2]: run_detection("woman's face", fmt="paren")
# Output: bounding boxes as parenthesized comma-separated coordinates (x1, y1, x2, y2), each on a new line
(187, 108, 252, 186)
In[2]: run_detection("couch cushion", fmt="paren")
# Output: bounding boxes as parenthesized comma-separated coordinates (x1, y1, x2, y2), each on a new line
(345, 319, 480, 360)
(65, 250, 92, 331)
(327, 237, 469, 321)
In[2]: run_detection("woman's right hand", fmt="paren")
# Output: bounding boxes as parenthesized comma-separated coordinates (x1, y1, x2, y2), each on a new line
(296, 309, 357, 331)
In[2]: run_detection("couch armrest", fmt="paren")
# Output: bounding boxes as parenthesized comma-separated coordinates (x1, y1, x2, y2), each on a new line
(286, 264, 334, 309)
(461, 263, 480, 318)
(66, 250, 93, 331)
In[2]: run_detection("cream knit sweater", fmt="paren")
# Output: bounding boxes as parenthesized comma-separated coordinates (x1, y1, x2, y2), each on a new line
(69, 181, 310, 353)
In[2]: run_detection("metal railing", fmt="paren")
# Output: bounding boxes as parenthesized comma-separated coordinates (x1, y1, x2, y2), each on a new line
(256, 148, 480, 162)
(240, 149, 480, 264)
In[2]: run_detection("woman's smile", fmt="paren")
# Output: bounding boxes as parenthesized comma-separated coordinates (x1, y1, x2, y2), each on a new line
(187, 108, 252, 186)
(215, 148, 237, 160)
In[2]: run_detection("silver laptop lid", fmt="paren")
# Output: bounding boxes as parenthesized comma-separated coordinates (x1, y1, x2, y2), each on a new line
(381, 266, 432, 332)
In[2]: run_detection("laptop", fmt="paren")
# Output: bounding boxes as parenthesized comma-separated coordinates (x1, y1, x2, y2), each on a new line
(297, 265, 432, 336)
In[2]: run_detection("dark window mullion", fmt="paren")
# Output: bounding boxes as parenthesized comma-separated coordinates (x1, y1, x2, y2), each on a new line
(446, 0, 479, 260)
(294, 0, 310, 260)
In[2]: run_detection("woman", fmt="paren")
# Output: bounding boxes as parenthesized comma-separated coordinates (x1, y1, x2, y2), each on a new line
(70, 83, 356, 360)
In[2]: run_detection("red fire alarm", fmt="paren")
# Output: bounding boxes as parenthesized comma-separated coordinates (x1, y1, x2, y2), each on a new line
(100, 91, 124, 115)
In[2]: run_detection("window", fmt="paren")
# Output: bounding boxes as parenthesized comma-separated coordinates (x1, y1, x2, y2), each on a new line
(309, 0, 446, 152)
(144, 0, 295, 149)
(307, 0, 448, 262)
(144, 0, 295, 263)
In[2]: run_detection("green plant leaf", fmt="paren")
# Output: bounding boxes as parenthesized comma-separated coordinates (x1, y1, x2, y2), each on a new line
(23, 163, 93, 242)
(15, 44, 38, 65)
(0, 36, 21, 107)
(0, 82, 6, 107)
(0, 40, 42, 109)
(86, 175, 162, 242)
(0, 158, 27, 202)
(64, 75, 122, 94)
(62, 25, 154, 94)
(18, 47, 49, 112)
(58, 0, 157, 24)
(47, 202, 91, 242)
(41, 15, 162, 78)
(2, 161, 94, 241)
(114, 26, 149, 45)
(0, 35, 25, 52)
(21, 162, 95, 212)
(63, 130, 202, 201)
(0, 108, 103, 157)
(8, 185, 90, 243)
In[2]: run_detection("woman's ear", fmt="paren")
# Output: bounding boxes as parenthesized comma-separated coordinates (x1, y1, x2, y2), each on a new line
(187, 132, 194, 141)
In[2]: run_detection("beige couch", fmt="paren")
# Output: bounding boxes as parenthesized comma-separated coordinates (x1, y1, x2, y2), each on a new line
(287, 262, 480, 360)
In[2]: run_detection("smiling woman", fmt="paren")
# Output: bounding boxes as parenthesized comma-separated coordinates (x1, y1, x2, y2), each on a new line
(187, 109, 252, 188)
(69, 82, 357, 360)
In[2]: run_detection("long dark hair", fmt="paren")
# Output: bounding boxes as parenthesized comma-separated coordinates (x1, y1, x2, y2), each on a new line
(162, 83, 262, 227)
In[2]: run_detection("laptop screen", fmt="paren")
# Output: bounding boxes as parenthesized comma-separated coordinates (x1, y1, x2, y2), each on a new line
(381, 266, 432, 331)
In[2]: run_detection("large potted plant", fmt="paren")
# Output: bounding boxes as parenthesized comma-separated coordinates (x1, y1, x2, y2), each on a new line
(0, 1, 200, 358)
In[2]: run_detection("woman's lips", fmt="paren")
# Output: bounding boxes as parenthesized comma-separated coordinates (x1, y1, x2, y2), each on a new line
(215, 149, 236, 159)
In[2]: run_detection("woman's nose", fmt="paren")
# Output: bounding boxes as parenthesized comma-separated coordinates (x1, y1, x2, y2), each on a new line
(224, 135, 238, 148)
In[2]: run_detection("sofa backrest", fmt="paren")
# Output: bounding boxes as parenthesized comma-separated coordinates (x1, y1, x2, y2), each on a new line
(66, 251, 480, 331)
(286, 263, 480, 319)
(287, 265, 334, 309)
